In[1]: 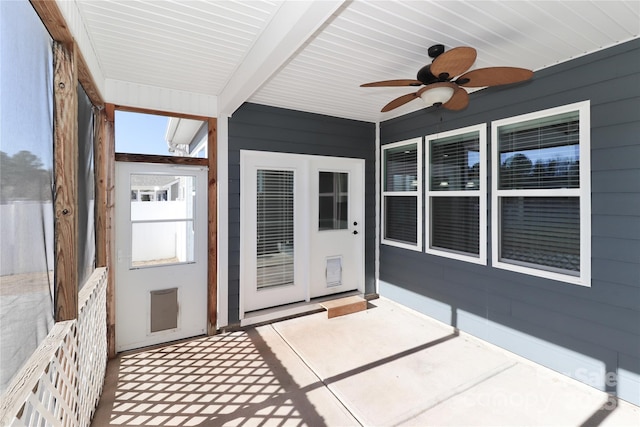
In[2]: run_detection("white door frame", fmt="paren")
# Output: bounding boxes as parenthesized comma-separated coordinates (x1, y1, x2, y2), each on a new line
(239, 150, 365, 320)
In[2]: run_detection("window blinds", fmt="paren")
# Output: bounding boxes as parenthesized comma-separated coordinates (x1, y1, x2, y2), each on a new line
(499, 113, 580, 190)
(383, 143, 419, 245)
(256, 170, 294, 289)
(430, 133, 480, 191)
(431, 197, 480, 255)
(385, 144, 418, 191)
(385, 196, 418, 244)
(428, 131, 481, 256)
(500, 197, 580, 273)
(497, 108, 582, 275)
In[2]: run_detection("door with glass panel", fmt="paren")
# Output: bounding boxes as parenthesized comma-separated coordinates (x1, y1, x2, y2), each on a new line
(115, 162, 207, 352)
(309, 156, 364, 298)
(241, 152, 307, 312)
(241, 151, 364, 314)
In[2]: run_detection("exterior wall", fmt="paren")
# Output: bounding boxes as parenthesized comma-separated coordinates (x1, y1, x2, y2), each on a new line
(379, 39, 640, 405)
(228, 103, 376, 323)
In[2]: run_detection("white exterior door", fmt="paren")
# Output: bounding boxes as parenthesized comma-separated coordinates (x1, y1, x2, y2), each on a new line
(115, 162, 208, 352)
(241, 151, 364, 315)
(309, 156, 364, 298)
(241, 153, 308, 313)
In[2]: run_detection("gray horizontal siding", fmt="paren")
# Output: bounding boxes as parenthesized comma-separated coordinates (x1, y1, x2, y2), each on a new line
(228, 103, 376, 323)
(379, 38, 640, 405)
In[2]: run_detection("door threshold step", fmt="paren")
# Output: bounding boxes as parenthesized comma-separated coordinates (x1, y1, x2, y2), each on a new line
(319, 295, 367, 319)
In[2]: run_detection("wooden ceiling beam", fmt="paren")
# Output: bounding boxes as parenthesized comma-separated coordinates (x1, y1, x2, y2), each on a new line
(112, 104, 210, 122)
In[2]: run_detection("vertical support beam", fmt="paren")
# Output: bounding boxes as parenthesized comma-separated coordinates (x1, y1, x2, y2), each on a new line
(207, 118, 218, 334)
(98, 105, 117, 358)
(53, 41, 78, 321)
(95, 109, 108, 267)
(106, 116, 116, 357)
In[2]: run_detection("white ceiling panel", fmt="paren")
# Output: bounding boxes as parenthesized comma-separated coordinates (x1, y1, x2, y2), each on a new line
(72, 0, 639, 122)
(250, 0, 639, 122)
(75, 0, 282, 95)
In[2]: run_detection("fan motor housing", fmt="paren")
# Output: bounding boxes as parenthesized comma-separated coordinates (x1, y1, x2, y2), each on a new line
(417, 65, 437, 85)
(428, 44, 445, 58)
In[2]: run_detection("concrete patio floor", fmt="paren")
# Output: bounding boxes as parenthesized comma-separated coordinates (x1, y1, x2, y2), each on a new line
(92, 298, 640, 426)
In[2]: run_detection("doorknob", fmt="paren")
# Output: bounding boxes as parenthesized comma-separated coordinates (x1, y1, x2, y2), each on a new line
(353, 230, 358, 235)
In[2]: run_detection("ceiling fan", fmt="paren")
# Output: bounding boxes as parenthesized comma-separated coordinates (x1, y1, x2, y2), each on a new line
(361, 44, 533, 112)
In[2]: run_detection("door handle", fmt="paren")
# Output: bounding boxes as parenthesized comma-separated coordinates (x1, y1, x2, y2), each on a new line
(353, 230, 358, 235)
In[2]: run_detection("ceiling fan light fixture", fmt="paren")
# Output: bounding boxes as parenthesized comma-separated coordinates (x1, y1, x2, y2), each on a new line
(419, 86, 455, 107)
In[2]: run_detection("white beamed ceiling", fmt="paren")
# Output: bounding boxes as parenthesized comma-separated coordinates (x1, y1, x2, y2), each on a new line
(72, 0, 639, 122)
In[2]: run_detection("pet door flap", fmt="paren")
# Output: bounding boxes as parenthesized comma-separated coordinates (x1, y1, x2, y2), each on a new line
(326, 257, 342, 287)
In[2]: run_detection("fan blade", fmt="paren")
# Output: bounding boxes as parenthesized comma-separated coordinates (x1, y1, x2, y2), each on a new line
(381, 92, 418, 112)
(443, 86, 469, 111)
(430, 46, 477, 79)
(361, 79, 423, 87)
(457, 67, 533, 87)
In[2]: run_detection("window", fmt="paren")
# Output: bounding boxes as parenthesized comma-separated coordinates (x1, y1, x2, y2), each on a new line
(492, 101, 591, 286)
(256, 169, 294, 289)
(426, 124, 486, 264)
(130, 174, 196, 267)
(318, 172, 348, 231)
(382, 138, 422, 250)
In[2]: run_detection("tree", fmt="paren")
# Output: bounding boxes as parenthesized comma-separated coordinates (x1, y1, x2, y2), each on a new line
(0, 150, 52, 203)
(501, 153, 532, 189)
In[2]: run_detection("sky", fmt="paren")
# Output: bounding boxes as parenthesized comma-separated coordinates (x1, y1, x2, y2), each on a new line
(115, 111, 173, 156)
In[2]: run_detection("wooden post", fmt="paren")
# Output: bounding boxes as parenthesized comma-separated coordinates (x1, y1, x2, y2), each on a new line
(103, 104, 116, 356)
(53, 41, 79, 321)
(106, 118, 116, 358)
(207, 118, 218, 334)
(95, 109, 108, 267)
(97, 106, 117, 358)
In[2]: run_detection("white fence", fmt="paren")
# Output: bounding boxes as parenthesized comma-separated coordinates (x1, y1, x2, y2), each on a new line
(0, 268, 108, 427)
(0, 202, 54, 276)
(131, 201, 191, 263)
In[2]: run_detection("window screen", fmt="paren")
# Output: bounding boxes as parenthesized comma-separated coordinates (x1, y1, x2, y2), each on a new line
(77, 84, 95, 289)
(0, 0, 55, 393)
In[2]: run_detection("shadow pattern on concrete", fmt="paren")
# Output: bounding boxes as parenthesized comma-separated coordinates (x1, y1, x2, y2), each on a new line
(93, 331, 327, 426)
(92, 328, 461, 426)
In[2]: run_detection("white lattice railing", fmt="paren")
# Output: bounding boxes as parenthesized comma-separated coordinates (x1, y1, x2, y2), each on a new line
(0, 267, 108, 427)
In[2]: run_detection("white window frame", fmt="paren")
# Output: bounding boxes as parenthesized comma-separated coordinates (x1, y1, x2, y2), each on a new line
(491, 101, 591, 286)
(425, 124, 487, 264)
(190, 136, 207, 159)
(381, 138, 423, 251)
